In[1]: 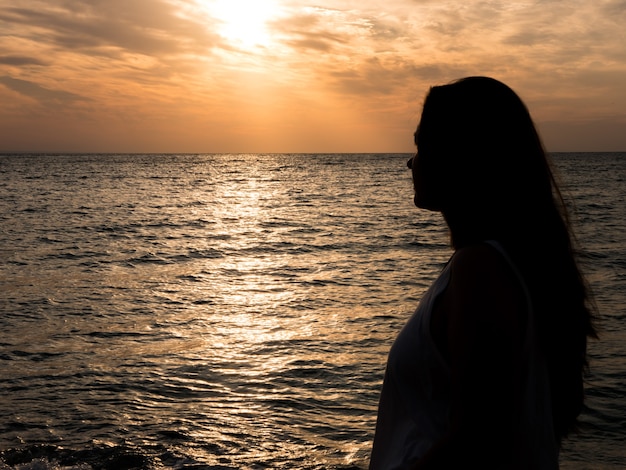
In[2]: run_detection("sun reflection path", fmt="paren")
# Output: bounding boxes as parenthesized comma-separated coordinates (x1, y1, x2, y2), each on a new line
(146, 154, 400, 468)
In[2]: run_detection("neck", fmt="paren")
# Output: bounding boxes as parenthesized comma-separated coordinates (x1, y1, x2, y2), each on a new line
(443, 208, 500, 249)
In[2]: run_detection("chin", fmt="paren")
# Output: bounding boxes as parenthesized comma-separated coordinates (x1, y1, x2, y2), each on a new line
(414, 194, 442, 212)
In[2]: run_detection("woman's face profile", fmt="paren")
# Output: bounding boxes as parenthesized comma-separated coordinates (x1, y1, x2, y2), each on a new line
(409, 148, 443, 211)
(409, 116, 446, 210)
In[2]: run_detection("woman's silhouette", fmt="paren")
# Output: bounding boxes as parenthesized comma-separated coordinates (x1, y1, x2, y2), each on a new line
(369, 77, 596, 469)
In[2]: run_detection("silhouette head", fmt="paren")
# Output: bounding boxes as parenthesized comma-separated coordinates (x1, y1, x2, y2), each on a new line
(409, 77, 553, 221)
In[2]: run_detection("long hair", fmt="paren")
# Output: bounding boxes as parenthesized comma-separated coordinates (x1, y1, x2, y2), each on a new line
(414, 76, 597, 443)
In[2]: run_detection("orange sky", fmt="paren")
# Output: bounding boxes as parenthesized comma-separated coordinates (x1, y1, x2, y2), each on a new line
(0, 0, 625, 153)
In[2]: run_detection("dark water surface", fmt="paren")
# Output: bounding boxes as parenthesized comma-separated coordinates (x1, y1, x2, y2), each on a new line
(0, 153, 624, 469)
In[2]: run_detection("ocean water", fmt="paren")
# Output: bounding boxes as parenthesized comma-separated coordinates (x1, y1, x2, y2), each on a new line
(0, 152, 624, 469)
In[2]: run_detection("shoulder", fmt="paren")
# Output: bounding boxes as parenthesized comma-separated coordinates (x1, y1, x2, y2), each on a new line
(449, 242, 510, 280)
(445, 242, 526, 334)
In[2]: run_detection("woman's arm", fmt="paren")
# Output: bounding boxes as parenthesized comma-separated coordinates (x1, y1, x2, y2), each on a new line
(414, 243, 527, 469)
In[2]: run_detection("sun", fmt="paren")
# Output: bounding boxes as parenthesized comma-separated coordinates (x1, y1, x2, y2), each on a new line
(200, 0, 280, 48)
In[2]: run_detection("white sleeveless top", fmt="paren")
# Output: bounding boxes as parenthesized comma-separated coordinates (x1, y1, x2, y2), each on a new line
(369, 241, 558, 469)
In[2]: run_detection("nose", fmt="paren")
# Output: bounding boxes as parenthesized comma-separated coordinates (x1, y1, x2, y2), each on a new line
(407, 156, 414, 169)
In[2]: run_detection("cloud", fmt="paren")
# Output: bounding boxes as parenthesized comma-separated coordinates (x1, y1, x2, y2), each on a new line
(0, 0, 229, 117)
(268, 8, 355, 52)
(266, 5, 472, 100)
(503, 30, 558, 47)
(602, 0, 626, 17)
(328, 58, 461, 97)
(0, 55, 48, 66)
(367, 16, 408, 41)
(0, 0, 220, 59)
(0, 75, 88, 105)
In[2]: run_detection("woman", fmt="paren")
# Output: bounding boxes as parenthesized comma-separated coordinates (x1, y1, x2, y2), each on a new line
(369, 77, 596, 469)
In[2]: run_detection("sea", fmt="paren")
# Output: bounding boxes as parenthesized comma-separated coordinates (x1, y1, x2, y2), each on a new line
(0, 152, 624, 470)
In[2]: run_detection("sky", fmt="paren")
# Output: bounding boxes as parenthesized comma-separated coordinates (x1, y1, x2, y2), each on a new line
(0, 0, 625, 153)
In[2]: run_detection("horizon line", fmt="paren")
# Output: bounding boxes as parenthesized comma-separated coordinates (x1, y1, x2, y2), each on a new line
(2, 150, 626, 155)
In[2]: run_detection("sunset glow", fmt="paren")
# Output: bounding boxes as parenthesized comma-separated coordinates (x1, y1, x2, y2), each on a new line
(200, 0, 280, 48)
(0, 0, 624, 152)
